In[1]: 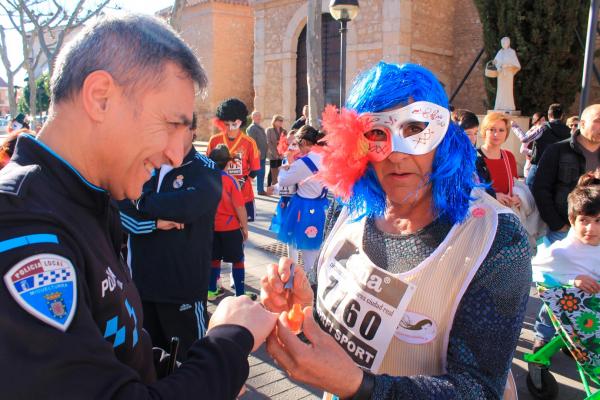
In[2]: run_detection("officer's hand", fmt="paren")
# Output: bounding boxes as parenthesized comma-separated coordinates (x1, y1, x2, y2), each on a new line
(260, 257, 314, 313)
(208, 296, 278, 352)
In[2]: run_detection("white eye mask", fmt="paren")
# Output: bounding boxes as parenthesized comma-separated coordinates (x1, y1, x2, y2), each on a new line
(224, 120, 242, 131)
(359, 101, 450, 160)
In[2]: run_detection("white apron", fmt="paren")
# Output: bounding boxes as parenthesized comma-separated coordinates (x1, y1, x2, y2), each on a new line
(318, 190, 517, 399)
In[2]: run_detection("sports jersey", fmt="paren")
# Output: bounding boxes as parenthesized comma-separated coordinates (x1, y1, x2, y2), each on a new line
(215, 171, 244, 232)
(207, 132, 260, 203)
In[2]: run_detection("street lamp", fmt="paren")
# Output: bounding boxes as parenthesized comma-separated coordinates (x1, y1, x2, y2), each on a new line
(329, 0, 359, 107)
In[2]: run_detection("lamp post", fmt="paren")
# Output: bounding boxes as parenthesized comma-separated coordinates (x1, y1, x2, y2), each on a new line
(329, 0, 359, 108)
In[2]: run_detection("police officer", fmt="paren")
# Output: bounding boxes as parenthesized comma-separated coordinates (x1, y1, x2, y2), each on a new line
(0, 14, 276, 399)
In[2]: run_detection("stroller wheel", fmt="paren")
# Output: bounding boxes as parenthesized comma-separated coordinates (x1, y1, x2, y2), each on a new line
(526, 365, 559, 400)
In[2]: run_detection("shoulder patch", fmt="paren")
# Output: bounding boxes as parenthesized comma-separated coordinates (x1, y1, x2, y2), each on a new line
(4, 254, 77, 331)
(0, 163, 40, 197)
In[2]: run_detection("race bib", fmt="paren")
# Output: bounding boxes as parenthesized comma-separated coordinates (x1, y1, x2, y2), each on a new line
(226, 152, 243, 176)
(316, 239, 415, 373)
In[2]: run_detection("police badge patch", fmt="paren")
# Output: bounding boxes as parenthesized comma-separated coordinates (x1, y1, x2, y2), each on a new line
(4, 254, 77, 332)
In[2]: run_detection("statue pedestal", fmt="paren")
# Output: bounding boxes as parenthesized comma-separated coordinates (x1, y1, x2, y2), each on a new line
(477, 114, 530, 177)
(487, 109, 522, 116)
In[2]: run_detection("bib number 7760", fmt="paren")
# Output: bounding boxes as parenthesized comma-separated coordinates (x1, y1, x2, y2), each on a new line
(322, 276, 382, 341)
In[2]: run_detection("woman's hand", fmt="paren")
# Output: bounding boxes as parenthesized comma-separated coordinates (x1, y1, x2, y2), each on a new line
(266, 186, 275, 195)
(496, 193, 513, 207)
(266, 307, 363, 399)
(260, 257, 313, 313)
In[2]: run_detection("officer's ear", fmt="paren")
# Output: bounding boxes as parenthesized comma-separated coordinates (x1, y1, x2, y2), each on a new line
(80, 70, 116, 123)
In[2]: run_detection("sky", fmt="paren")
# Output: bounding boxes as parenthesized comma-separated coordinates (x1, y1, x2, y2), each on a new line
(0, 0, 174, 85)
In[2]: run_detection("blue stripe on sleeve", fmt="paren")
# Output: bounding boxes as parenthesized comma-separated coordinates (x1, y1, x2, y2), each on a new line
(0, 234, 59, 254)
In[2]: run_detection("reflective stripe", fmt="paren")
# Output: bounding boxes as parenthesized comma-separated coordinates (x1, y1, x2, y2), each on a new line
(0, 234, 59, 254)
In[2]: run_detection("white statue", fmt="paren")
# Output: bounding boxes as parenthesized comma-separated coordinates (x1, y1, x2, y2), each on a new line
(492, 37, 521, 111)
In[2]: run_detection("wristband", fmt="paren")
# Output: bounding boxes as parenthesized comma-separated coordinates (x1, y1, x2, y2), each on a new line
(349, 370, 375, 400)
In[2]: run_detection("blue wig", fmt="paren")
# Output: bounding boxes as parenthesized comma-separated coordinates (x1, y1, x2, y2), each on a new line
(343, 61, 479, 224)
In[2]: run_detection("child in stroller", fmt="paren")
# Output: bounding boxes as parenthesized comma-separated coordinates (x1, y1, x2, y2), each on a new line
(526, 171, 600, 399)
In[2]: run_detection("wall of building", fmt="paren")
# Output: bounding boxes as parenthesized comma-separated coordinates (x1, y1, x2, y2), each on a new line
(181, 1, 254, 139)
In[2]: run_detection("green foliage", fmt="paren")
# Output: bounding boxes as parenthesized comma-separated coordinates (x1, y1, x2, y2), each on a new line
(18, 73, 50, 115)
(473, 0, 591, 114)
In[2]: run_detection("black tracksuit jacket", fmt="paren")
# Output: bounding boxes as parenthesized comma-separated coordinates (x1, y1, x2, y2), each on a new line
(118, 148, 221, 304)
(0, 134, 252, 399)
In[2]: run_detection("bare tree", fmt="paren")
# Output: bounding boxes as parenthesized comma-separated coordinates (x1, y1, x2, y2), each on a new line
(0, 25, 23, 116)
(20, 0, 111, 77)
(0, 0, 111, 128)
(306, 0, 324, 127)
(168, 0, 187, 32)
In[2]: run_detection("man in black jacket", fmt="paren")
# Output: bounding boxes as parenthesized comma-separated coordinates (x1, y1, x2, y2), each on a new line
(0, 14, 277, 399)
(119, 115, 222, 360)
(531, 103, 600, 351)
(525, 103, 571, 188)
(533, 104, 600, 244)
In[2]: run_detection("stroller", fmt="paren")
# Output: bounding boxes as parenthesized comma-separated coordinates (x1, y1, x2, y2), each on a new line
(524, 281, 600, 399)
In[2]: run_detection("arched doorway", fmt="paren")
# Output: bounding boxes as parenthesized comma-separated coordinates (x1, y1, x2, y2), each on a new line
(295, 13, 341, 119)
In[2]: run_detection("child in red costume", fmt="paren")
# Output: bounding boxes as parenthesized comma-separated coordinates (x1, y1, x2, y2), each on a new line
(207, 98, 260, 221)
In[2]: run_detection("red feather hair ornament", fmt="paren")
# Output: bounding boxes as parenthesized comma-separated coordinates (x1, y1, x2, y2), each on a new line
(212, 117, 227, 134)
(315, 105, 371, 200)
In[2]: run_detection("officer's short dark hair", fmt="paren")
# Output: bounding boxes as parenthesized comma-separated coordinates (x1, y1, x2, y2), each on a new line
(51, 14, 207, 104)
(548, 103, 564, 120)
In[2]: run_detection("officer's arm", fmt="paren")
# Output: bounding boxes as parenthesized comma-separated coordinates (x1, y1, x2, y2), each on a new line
(0, 225, 253, 399)
(136, 169, 222, 224)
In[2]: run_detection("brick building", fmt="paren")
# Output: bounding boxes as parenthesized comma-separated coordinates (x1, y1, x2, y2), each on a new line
(177, 0, 598, 139)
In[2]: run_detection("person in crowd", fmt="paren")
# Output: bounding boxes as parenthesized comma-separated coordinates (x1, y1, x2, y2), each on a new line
(534, 104, 600, 244)
(0, 128, 33, 168)
(118, 114, 221, 361)
(260, 62, 530, 399)
(456, 109, 479, 146)
(475, 112, 520, 207)
(266, 114, 287, 186)
(291, 104, 309, 130)
(269, 129, 299, 235)
(525, 103, 571, 189)
(7, 113, 28, 133)
(567, 115, 580, 136)
(531, 104, 600, 351)
(207, 144, 252, 301)
(207, 98, 260, 221)
(246, 111, 268, 195)
(0, 14, 277, 398)
(531, 171, 600, 352)
(267, 125, 328, 277)
(513, 111, 546, 178)
(533, 171, 600, 290)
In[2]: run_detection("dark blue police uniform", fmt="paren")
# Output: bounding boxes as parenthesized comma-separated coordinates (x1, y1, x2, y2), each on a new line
(0, 134, 253, 399)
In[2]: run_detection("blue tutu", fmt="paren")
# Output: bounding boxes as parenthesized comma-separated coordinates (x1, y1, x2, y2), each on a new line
(269, 196, 292, 234)
(277, 194, 329, 250)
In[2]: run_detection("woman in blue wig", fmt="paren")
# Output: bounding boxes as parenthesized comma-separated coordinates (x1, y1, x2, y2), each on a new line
(260, 62, 531, 400)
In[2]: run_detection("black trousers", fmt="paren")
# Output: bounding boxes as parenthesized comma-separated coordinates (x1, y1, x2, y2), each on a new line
(142, 300, 208, 362)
